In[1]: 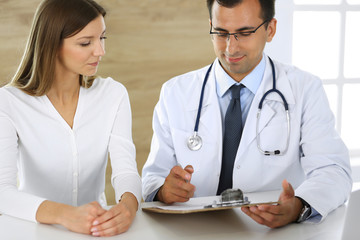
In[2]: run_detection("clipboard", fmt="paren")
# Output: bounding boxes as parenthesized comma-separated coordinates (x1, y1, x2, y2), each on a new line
(142, 201, 278, 214)
(142, 189, 279, 214)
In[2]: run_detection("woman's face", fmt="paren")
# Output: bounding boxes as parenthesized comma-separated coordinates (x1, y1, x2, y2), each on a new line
(56, 15, 106, 79)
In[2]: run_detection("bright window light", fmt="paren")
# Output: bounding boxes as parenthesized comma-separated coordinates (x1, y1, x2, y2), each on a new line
(342, 84, 360, 150)
(344, 12, 360, 78)
(292, 11, 341, 79)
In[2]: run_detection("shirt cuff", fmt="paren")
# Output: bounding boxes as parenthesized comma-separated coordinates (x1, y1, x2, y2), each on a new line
(297, 196, 322, 223)
(112, 174, 142, 205)
(305, 207, 322, 223)
(145, 188, 160, 202)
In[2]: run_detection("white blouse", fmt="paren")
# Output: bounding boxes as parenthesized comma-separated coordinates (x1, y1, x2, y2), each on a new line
(0, 77, 141, 222)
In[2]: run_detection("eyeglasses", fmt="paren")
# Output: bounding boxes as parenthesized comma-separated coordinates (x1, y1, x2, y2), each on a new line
(210, 20, 269, 42)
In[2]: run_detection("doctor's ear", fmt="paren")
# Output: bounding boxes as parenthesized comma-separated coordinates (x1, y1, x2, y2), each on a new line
(266, 18, 277, 43)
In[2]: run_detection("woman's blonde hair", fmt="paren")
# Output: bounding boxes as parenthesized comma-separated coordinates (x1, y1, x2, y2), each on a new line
(9, 0, 106, 96)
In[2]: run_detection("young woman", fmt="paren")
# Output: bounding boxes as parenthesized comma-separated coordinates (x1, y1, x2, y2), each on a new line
(0, 0, 141, 237)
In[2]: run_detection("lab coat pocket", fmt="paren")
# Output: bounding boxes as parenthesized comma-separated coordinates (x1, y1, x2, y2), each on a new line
(171, 127, 219, 173)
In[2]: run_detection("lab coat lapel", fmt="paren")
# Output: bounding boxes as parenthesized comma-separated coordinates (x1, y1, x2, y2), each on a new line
(185, 64, 222, 136)
(185, 65, 223, 166)
(197, 67, 222, 140)
(237, 57, 295, 158)
(184, 64, 222, 131)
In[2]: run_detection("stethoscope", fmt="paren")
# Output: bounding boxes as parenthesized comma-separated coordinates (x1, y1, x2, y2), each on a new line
(187, 56, 290, 156)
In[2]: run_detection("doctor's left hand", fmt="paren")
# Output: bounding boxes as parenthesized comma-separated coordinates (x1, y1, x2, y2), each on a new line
(241, 179, 303, 228)
(90, 192, 138, 237)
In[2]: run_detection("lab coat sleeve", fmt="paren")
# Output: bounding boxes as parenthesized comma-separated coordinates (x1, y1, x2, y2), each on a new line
(142, 83, 178, 201)
(0, 91, 46, 222)
(294, 75, 352, 221)
(108, 84, 142, 205)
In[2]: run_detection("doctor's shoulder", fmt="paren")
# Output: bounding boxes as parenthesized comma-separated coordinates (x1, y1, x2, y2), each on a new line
(161, 65, 211, 98)
(276, 61, 324, 93)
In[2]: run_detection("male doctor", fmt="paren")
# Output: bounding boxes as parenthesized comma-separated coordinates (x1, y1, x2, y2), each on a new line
(142, 0, 352, 228)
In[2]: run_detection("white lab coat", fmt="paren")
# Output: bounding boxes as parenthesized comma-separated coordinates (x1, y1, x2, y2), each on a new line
(142, 56, 352, 220)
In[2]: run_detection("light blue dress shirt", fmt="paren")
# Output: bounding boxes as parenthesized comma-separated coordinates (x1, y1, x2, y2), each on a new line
(214, 55, 265, 132)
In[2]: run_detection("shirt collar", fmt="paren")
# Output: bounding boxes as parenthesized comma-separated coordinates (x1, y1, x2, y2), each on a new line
(215, 54, 266, 97)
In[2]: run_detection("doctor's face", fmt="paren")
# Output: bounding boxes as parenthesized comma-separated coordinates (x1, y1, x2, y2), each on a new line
(210, 0, 276, 82)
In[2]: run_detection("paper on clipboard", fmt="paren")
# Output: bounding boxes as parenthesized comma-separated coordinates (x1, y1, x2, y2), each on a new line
(141, 195, 278, 214)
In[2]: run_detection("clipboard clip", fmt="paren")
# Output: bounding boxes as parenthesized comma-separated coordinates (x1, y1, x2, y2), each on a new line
(204, 189, 250, 208)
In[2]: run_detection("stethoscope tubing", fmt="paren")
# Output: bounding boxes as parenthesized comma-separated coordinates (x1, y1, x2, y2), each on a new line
(258, 58, 289, 111)
(189, 57, 290, 155)
(256, 57, 290, 155)
(193, 63, 214, 133)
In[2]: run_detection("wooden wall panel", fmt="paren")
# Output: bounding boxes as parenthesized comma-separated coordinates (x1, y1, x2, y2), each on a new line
(0, 0, 214, 203)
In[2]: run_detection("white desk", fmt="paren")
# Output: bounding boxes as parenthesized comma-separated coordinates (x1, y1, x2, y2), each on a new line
(0, 191, 347, 240)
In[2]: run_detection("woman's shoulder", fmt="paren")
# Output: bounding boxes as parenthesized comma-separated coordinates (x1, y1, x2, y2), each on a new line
(0, 86, 29, 115)
(0, 87, 9, 108)
(0, 86, 28, 105)
(85, 77, 130, 106)
(0, 85, 17, 97)
(89, 77, 127, 95)
(0, 85, 36, 98)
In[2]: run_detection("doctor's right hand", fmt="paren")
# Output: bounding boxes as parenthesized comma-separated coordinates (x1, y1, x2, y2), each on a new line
(156, 165, 196, 204)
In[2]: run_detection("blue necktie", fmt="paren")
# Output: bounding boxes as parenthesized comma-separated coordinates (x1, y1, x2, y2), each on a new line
(217, 84, 244, 195)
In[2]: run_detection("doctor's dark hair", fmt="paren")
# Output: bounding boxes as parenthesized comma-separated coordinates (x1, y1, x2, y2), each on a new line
(10, 0, 106, 96)
(206, 0, 275, 23)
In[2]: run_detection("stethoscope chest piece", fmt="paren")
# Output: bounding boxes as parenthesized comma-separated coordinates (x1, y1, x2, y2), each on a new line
(187, 132, 202, 151)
